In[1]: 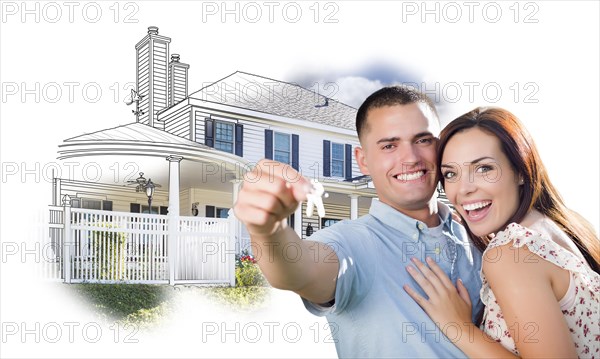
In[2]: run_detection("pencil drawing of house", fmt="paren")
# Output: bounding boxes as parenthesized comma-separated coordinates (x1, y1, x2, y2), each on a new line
(46, 26, 377, 286)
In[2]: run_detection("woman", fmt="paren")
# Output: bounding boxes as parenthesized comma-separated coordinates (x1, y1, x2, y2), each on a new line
(404, 107, 599, 358)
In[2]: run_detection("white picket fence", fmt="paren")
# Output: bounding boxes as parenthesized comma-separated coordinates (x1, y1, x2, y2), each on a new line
(45, 205, 237, 285)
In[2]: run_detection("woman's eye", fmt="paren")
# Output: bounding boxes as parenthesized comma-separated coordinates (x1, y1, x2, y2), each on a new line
(476, 165, 493, 173)
(442, 171, 456, 179)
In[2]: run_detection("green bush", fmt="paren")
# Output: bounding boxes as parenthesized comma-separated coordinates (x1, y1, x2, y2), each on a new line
(234, 251, 268, 287)
(91, 223, 127, 281)
(235, 262, 268, 287)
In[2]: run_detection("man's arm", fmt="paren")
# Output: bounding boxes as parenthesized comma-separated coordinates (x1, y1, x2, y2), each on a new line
(233, 159, 339, 304)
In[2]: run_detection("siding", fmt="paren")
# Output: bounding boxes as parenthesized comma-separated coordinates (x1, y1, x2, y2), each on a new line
(136, 44, 150, 125)
(175, 106, 362, 183)
(169, 66, 187, 105)
(300, 201, 370, 240)
(189, 188, 234, 216)
(59, 181, 169, 213)
(152, 41, 168, 114)
(163, 105, 191, 139)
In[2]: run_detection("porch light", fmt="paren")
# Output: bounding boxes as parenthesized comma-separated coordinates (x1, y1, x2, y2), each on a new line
(146, 179, 156, 209)
(306, 223, 314, 237)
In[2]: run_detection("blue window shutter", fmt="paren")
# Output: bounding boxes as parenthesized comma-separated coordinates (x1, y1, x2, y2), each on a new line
(292, 134, 299, 170)
(345, 144, 352, 180)
(235, 124, 243, 157)
(205, 119, 214, 147)
(265, 129, 273, 159)
(323, 140, 331, 177)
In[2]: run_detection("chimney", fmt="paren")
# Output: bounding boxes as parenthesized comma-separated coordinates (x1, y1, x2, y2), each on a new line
(168, 54, 190, 106)
(135, 26, 171, 128)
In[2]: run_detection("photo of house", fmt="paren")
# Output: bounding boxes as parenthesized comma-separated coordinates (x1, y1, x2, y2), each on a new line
(46, 26, 380, 286)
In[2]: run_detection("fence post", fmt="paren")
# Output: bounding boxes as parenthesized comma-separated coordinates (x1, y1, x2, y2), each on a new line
(169, 216, 177, 285)
(228, 210, 237, 287)
(62, 195, 72, 284)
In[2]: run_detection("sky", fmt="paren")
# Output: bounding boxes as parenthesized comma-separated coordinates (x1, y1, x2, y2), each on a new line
(1, 1, 599, 358)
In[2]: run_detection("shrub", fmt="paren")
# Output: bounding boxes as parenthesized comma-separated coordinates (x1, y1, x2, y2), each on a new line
(235, 252, 267, 287)
(91, 223, 127, 281)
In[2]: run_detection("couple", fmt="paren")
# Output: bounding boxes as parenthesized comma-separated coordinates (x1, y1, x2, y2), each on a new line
(233, 86, 600, 358)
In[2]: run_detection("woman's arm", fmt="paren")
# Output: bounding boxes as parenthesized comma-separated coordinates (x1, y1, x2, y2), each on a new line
(481, 243, 578, 358)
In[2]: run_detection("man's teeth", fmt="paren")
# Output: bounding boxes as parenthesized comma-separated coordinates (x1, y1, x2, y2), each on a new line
(395, 171, 424, 181)
(463, 201, 491, 211)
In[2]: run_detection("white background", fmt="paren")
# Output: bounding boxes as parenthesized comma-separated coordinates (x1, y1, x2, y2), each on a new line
(1, 1, 598, 358)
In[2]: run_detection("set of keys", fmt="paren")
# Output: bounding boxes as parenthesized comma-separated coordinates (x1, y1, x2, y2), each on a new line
(305, 179, 328, 218)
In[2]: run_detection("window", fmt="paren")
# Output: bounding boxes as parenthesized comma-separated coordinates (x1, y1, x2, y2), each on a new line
(141, 205, 159, 214)
(71, 198, 112, 211)
(274, 132, 291, 164)
(331, 143, 344, 177)
(206, 205, 230, 218)
(265, 130, 299, 170)
(214, 121, 234, 153)
(130, 203, 168, 215)
(323, 141, 352, 180)
(321, 218, 341, 229)
(205, 118, 243, 156)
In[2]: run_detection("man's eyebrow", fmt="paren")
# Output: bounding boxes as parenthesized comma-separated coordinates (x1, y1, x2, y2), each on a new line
(375, 132, 434, 145)
(441, 156, 495, 168)
(413, 132, 434, 140)
(376, 137, 400, 144)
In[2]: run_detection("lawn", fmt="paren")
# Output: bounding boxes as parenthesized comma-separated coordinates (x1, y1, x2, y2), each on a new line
(68, 284, 270, 329)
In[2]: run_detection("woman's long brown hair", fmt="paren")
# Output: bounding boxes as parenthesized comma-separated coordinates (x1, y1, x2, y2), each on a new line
(438, 107, 600, 273)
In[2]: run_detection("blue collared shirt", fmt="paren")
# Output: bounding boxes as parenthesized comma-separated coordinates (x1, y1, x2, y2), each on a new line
(302, 199, 483, 358)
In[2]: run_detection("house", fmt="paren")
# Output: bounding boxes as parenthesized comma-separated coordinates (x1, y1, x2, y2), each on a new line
(47, 26, 378, 285)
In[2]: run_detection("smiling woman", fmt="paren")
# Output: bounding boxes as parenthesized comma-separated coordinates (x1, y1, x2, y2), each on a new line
(404, 107, 600, 358)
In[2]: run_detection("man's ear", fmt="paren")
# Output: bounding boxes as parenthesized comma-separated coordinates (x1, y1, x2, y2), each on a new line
(355, 146, 370, 176)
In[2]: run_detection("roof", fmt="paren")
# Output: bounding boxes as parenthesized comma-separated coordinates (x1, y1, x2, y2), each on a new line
(189, 71, 358, 131)
(64, 122, 209, 148)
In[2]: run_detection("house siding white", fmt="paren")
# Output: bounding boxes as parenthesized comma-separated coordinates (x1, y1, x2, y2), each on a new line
(163, 105, 191, 139)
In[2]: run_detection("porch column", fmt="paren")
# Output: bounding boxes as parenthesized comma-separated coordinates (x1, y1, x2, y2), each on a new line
(349, 194, 359, 220)
(166, 155, 183, 216)
(167, 155, 183, 285)
(53, 178, 62, 206)
(294, 203, 303, 238)
(230, 179, 243, 254)
(62, 194, 72, 284)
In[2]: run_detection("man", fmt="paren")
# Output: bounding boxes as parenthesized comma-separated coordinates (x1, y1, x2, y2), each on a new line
(233, 86, 483, 357)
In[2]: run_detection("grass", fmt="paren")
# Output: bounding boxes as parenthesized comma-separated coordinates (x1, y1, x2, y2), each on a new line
(68, 283, 172, 329)
(68, 283, 270, 329)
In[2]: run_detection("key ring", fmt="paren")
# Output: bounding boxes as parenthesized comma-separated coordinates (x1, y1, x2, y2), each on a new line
(305, 179, 328, 217)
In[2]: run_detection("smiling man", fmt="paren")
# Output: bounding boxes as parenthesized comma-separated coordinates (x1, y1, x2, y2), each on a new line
(233, 86, 483, 358)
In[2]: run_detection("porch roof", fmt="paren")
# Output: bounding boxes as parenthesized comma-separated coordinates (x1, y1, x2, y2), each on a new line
(63, 122, 206, 146)
(57, 122, 248, 169)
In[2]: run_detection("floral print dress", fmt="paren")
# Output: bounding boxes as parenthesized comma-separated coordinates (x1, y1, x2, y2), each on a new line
(479, 223, 600, 357)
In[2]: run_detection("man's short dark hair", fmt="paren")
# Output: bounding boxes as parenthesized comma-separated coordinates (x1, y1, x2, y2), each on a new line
(355, 85, 438, 139)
